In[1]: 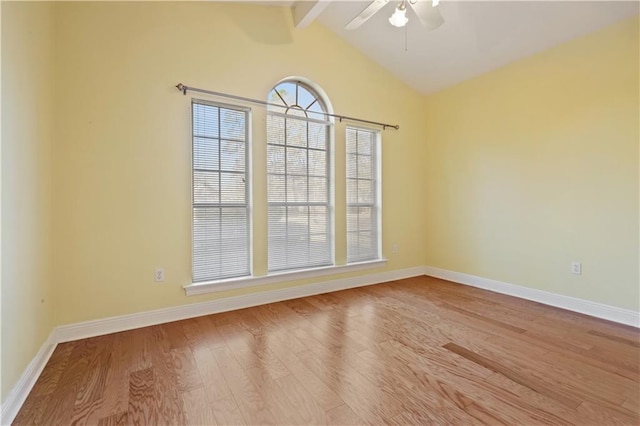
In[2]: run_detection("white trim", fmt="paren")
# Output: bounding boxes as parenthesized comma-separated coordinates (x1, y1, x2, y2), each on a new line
(424, 266, 640, 328)
(1, 331, 58, 425)
(184, 259, 388, 296)
(58, 263, 419, 343)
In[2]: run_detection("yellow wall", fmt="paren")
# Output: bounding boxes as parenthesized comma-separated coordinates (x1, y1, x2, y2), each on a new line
(1, 2, 55, 401)
(424, 16, 639, 311)
(51, 1, 428, 325)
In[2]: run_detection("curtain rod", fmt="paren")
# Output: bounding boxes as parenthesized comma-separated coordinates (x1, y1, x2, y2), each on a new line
(175, 83, 400, 130)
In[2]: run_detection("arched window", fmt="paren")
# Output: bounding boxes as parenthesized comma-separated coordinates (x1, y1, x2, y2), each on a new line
(266, 79, 333, 272)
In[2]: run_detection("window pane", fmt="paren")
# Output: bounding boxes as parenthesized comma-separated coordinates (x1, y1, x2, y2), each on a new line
(308, 177, 327, 203)
(220, 108, 246, 140)
(267, 174, 285, 203)
(267, 115, 285, 146)
(267, 145, 285, 174)
(309, 122, 327, 150)
(193, 104, 219, 138)
(220, 140, 245, 172)
(267, 81, 331, 273)
(193, 171, 219, 204)
(192, 102, 249, 282)
(309, 150, 326, 177)
(287, 176, 308, 203)
(346, 127, 379, 263)
(358, 155, 372, 179)
(287, 147, 307, 175)
(286, 117, 307, 147)
(220, 172, 246, 204)
(194, 137, 219, 170)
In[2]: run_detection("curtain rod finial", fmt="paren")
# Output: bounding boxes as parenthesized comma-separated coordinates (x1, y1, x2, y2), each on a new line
(176, 83, 187, 95)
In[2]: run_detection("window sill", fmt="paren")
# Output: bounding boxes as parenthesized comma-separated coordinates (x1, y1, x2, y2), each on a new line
(184, 259, 388, 296)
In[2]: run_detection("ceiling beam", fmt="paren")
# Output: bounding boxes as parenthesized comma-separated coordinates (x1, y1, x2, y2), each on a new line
(291, 0, 331, 29)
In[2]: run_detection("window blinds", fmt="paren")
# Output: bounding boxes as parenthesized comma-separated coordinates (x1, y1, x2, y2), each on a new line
(267, 113, 332, 272)
(346, 127, 380, 263)
(192, 101, 250, 282)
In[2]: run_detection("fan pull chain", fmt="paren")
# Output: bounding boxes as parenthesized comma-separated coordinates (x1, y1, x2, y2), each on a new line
(405, 21, 408, 52)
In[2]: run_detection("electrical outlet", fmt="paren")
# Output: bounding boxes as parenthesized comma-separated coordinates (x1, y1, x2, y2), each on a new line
(155, 268, 165, 282)
(571, 262, 582, 275)
(392, 243, 399, 254)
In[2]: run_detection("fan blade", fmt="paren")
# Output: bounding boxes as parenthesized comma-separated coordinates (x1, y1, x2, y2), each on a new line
(345, 0, 388, 30)
(410, 0, 444, 30)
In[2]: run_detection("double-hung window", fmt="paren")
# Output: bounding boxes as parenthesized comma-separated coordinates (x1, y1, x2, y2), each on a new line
(266, 81, 332, 272)
(346, 127, 381, 263)
(192, 100, 250, 282)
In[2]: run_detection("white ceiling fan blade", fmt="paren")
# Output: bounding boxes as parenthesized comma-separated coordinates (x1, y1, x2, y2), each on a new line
(410, 0, 444, 31)
(345, 0, 388, 30)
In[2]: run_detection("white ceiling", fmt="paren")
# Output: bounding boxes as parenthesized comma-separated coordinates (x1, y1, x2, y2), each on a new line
(312, 1, 639, 94)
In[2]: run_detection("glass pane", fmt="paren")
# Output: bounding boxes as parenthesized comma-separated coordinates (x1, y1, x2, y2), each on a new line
(287, 206, 309, 237)
(286, 117, 307, 147)
(308, 150, 326, 177)
(193, 104, 219, 138)
(274, 82, 296, 107)
(358, 133, 372, 155)
(267, 174, 285, 203)
(193, 137, 219, 170)
(308, 122, 327, 150)
(309, 206, 327, 234)
(287, 147, 307, 175)
(267, 145, 285, 174)
(346, 154, 358, 178)
(357, 179, 374, 204)
(220, 140, 245, 172)
(220, 108, 246, 140)
(358, 155, 372, 179)
(220, 172, 245, 203)
(347, 179, 358, 204)
(287, 176, 307, 203)
(268, 206, 287, 237)
(267, 115, 285, 146)
(193, 171, 219, 204)
(346, 128, 357, 153)
(308, 177, 327, 203)
(358, 207, 373, 231)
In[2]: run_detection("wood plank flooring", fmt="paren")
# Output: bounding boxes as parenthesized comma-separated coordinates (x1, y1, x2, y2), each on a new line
(14, 276, 640, 425)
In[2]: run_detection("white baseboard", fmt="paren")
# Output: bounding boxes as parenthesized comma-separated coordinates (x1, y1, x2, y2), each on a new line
(424, 266, 640, 328)
(0, 331, 58, 425)
(55, 265, 427, 343)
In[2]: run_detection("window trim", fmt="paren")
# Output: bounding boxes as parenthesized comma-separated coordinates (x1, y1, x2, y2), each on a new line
(191, 98, 252, 282)
(184, 259, 387, 296)
(346, 126, 382, 263)
(266, 80, 335, 273)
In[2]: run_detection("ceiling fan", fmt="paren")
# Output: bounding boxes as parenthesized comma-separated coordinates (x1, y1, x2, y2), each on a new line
(345, 0, 444, 30)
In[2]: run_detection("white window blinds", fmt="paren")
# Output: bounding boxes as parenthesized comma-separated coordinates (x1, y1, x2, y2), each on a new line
(267, 110, 332, 272)
(346, 127, 380, 263)
(192, 100, 250, 282)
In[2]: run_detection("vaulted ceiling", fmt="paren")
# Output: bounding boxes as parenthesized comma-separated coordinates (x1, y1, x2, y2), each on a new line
(290, 1, 639, 94)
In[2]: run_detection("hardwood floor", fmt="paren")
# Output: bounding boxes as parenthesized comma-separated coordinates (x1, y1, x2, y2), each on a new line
(14, 276, 640, 425)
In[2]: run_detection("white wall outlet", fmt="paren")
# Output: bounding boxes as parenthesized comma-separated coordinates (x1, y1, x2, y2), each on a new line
(155, 268, 165, 282)
(392, 243, 399, 254)
(571, 262, 582, 275)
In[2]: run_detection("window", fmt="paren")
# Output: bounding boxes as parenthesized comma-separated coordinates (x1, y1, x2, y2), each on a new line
(192, 100, 250, 282)
(346, 127, 380, 263)
(266, 81, 332, 272)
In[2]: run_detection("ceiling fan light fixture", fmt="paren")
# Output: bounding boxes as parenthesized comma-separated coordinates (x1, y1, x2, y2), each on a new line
(389, 3, 408, 27)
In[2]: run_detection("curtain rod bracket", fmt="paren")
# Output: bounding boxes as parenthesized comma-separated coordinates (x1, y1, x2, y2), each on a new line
(176, 83, 187, 95)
